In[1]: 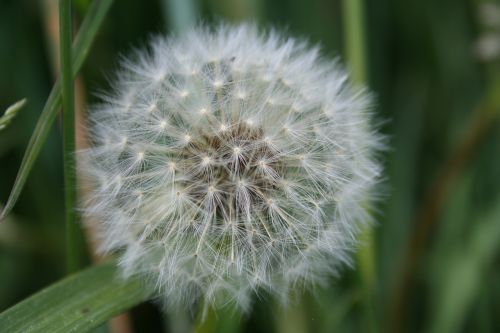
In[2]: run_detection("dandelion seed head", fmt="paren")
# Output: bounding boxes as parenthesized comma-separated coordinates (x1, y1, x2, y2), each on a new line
(79, 24, 384, 312)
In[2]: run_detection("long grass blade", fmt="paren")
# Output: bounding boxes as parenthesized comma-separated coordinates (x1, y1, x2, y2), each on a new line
(0, 262, 152, 333)
(59, 0, 82, 273)
(341, 0, 377, 332)
(428, 199, 500, 333)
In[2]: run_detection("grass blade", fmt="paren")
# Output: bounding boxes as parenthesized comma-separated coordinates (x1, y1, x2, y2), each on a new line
(0, 262, 152, 333)
(60, 0, 81, 273)
(342, 0, 367, 84)
(0, 0, 114, 221)
(429, 200, 500, 333)
(341, 0, 377, 332)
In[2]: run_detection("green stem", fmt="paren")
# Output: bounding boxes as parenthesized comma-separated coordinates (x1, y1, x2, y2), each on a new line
(342, 0, 377, 332)
(342, 0, 367, 84)
(59, 0, 81, 273)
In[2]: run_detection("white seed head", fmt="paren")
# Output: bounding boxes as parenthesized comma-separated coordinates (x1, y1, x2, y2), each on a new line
(79, 24, 385, 312)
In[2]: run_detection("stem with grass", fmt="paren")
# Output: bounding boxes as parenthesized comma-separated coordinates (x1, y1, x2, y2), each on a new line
(0, 0, 114, 222)
(59, 0, 81, 273)
(342, 0, 377, 332)
(342, 0, 367, 84)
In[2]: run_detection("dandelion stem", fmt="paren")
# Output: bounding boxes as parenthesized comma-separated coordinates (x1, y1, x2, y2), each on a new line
(60, 0, 81, 273)
(342, 0, 377, 331)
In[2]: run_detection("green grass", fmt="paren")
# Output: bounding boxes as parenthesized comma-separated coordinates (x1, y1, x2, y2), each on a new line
(0, 0, 115, 221)
(59, 0, 81, 273)
(0, 262, 151, 333)
(0, 0, 499, 332)
(341, 1, 377, 331)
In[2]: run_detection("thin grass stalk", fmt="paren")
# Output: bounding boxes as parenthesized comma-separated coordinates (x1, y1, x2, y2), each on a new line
(59, 0, 81, 273)
(342, 0, 377, 332)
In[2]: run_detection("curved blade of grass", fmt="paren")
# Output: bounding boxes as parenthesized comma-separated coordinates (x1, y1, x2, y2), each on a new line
(0, 0, 114, 221)
(0, 262, 152, 333)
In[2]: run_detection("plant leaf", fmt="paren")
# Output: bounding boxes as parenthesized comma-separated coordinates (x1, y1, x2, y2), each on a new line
(429, 199, 500, 333)
(0, 0, 114, 221)
(0, 262, 152, 333)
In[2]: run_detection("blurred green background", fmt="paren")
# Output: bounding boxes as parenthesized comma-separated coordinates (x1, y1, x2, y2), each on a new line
(1, 0, 499, 332)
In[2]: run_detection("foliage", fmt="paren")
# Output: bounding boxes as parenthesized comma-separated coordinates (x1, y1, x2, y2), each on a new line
(0, 0, 498, 332)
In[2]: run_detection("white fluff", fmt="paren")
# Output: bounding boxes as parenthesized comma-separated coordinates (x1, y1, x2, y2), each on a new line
(79, 24, 385, 312)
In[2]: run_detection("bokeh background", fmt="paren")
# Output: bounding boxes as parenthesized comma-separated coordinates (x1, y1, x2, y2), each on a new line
(1, 0, 500, 332)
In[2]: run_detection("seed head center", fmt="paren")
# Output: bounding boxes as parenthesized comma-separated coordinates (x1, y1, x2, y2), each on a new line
(178, 123, 283, 222)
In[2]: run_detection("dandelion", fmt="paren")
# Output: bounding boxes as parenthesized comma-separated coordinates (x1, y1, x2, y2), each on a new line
(79, 24, 384, 312)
